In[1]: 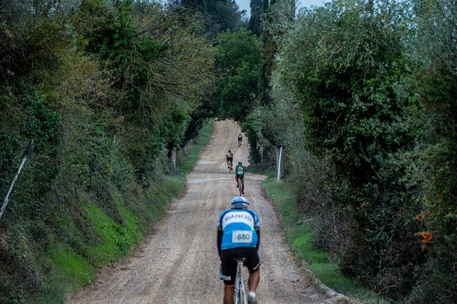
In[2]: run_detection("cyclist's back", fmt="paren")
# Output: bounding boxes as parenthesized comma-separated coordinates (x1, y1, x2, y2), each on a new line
(226, 150, 233, 169)
(235, 162, 246, 194)
(217, 196, 260, 304)
(235, 162, 245, 177)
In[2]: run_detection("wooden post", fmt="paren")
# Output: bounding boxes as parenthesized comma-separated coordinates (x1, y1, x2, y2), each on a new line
(0, 140, 34, 220)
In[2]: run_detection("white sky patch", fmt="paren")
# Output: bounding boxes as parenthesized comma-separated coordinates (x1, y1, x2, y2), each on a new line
(235, 0, 329, 18)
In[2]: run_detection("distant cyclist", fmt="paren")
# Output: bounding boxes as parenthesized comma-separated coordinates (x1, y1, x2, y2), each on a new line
(235, 161, 246, 194)
(238, 133, 243, 147)
(226, 150, 233, 170)
(217, 196, 260, 304)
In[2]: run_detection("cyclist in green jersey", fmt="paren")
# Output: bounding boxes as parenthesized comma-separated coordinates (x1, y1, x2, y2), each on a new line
(235, 162, 247, 194)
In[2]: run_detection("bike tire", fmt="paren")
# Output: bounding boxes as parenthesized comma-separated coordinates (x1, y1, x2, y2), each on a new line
(234, 270, 241, 304)
(235, 284, 240, 304)
(240, 279, 248, 304)
(234, 261, 248, 304)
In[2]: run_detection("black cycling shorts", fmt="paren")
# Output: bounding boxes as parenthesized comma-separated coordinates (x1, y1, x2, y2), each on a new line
(227, 157, 233, 162)
(220, 248, 260, 285)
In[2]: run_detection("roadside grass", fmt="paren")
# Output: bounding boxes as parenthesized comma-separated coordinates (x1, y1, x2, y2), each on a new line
(36, 120, 215, 303)
(83, 200, 142, 265)
(145, 175, 186, 221)
(263, 177, 391, 304)
(44, 244, 95, 301)
(178, 119, 214, 175)
(38, 191, 161, 303)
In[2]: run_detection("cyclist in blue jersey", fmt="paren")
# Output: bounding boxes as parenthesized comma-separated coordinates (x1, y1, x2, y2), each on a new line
(217, 196, 260, 304)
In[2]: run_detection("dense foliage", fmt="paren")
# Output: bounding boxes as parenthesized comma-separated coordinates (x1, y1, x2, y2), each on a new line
(0, 0, 217, 302)
(215, 28, 261, 121)
(213, 28, 265, 162)
(408, 0, 457, 301)
(277, 1, 422, 298)
(252, 0, 457, 301)
(1, 0, 456, 302)
(170, 0, 245, 37)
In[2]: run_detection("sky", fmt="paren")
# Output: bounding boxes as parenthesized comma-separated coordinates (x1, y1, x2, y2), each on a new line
(236, 0, 329, 17)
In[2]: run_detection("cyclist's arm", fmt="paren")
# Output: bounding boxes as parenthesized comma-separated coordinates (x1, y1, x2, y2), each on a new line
(256, 229, 260, 251)
(217, 228, 223, 257)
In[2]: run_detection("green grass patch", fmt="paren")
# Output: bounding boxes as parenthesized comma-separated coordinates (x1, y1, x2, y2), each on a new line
(32, 243, 96, 304)
(83, 202, 135, 265)
(263, 176, 389, 303)
(116, 193, 142, 242)
(48, 244, 95, 288)
(83, 198, 142, 267)
(289, 226, 329, 264)
(178, 119, 214, 175)
(145, 175, 186, 220)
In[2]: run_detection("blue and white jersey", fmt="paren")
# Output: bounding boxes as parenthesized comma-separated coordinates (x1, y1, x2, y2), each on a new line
(218, 208, 260, 250)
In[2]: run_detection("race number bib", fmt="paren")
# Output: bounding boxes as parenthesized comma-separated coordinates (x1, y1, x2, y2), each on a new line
(232, 230, 252, 243)
(236, 169, 244, 175)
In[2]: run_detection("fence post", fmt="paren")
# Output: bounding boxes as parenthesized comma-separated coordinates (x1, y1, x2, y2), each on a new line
(276, 145, 283, 182)
(0, 140, 34, 220)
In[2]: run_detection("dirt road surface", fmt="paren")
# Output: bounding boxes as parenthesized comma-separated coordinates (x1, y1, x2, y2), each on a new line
(67, 120, 354, 304)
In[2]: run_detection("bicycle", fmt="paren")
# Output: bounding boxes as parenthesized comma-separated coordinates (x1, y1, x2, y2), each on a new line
(228, 160, 233, 172)
(234, 258, 248, 304)
(237, 179, 243, 196)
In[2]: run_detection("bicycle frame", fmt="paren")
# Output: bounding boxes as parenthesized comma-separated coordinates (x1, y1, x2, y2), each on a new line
(236, 176, 244, 195)
(234, 259, 248, 304)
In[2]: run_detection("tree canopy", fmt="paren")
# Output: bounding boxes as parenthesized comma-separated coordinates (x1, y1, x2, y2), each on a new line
(1, 0, 456, 302)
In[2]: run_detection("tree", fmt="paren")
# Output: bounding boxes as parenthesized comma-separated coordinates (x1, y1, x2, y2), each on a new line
(215, 28, 261, 122)
(257, 0, 294, 106)
(78, 0, 217, 180)
(214, 28, 262, 162)
(274, 0, 423, 298)
(248, 0, 264, 36)
(170, 0, 243, 37)
(409, 0, 457, 301)
(0, 1, 219, 301)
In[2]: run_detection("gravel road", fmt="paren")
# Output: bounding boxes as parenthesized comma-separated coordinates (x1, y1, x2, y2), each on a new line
(67, 120, 356, 304)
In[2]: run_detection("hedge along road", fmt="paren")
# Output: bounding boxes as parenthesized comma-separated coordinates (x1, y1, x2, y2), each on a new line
(67, 120, 354, 304)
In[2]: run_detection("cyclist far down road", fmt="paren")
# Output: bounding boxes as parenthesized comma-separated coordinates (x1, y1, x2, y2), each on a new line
(226, 150, 234, 171)
(66, 120, 356, 304)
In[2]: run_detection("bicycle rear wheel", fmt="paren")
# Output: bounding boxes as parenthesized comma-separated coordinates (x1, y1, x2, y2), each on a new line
(240, 279, 248, 304)
(234, 261, 248, 304)
(235, 282, 247, 303)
